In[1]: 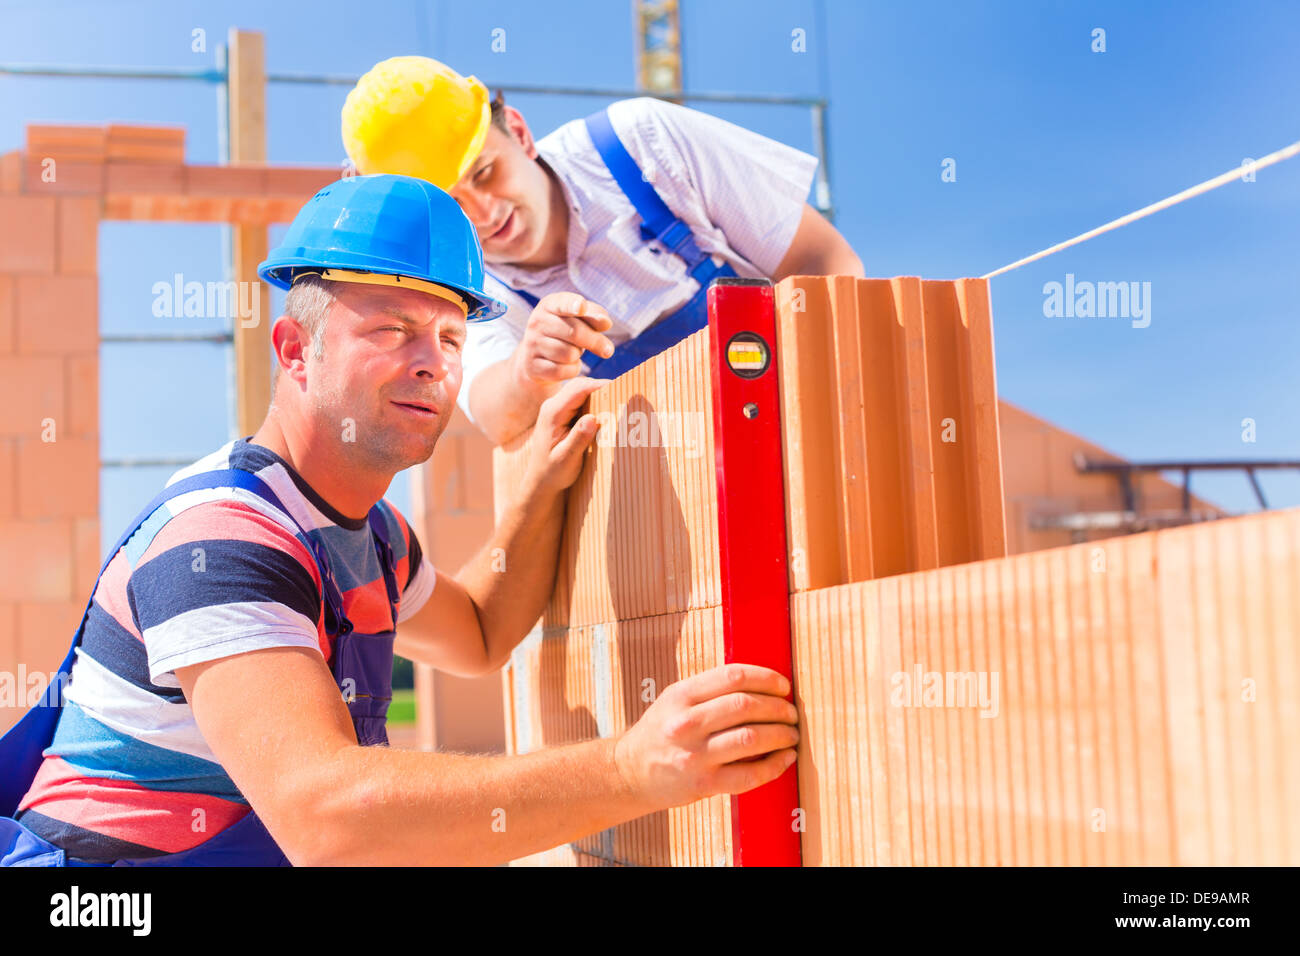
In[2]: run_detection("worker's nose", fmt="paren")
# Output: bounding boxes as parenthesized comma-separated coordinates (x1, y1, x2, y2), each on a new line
(450, 186, 495, 236)
(410, 330, 455, 385)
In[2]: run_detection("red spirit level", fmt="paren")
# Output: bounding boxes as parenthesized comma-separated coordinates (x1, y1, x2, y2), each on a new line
(707, 277, 802, 867)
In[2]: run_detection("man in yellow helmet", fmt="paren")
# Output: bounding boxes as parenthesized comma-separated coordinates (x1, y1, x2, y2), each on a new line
(343, 55, 864, 446)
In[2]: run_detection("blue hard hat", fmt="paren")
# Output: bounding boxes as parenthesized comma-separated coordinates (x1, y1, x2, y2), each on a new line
(259, 173, 506, 322)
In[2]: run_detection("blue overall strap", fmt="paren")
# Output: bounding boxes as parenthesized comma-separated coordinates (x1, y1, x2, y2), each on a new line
(579, 108, 735, 377)
(485, 107, 738, 381)
(578, 295, 715, 380)
(582, 108, 722, 284)
(367, 506, 401, 610)
(0, 468, 299, 817)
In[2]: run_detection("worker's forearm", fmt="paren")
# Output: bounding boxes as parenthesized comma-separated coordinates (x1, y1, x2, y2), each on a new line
(776, 251, 865, 281)
(775, 238, 865, 282)
(830, 248, 866, 277)
(457, 479, 567, 668)
(306, 736, 655, 865)
(824, 249, 866, 277)
(469, 356, 550, 446)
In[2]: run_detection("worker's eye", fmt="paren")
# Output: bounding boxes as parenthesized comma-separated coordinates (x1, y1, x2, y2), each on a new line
(475, 163, 494, 183)
(442, 336, 463, 352)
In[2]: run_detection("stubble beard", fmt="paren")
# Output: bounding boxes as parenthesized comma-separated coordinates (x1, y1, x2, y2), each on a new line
(313, 375, 446, 475)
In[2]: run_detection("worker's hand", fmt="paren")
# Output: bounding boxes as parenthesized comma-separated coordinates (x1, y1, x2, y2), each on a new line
(613, 663, 799, 810)
(510, 293, 616, 396)
(520, 376, 604, 498)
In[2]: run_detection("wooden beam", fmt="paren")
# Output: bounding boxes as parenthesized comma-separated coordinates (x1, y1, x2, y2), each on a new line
(228, 28, 271, 439)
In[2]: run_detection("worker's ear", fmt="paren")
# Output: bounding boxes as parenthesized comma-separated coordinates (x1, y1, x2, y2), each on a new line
(502, 105, 538, 159)
(271, 315, 311, 388)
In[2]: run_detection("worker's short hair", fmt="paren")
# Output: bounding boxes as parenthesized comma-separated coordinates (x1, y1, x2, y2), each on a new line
(489, 90, 508, 132)
(270, 273, 341, 398)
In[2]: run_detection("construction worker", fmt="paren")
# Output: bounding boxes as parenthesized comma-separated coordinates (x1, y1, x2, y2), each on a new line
(342, 56, 864, 445)
(0, 174, 798, 866)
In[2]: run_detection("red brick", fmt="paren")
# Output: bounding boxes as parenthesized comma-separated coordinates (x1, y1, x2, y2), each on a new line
(57, 197, 100, 275)
(73, 516, 102, 600)
(0, 521, 73, 602)
(0, 196, 56, 272)
(15, 275, 97, 354)
(104, 162, 185, 196)
(185, 164, 267, 196)
(64, 352, 98, 438)
(23, 158, 104, 195)
(16, 436, 97, 520)
(106, 141, 185, 164)
(0, 151, 22, 193)
(429, 511, 495, 572)
(462, 430, 496, 514)
(0, 602, 17, 672)
(0, 356, 63, 438)
(17, 599, 86, 668)
(106, 122, 183, 140)
(0, 439, 14, 520)
(98, 192, 307, 225)
(26, 125, 107, 161)
(106, 124, 184, 164)
(0, 275, 13, 353)
(0, 709, 22, 736)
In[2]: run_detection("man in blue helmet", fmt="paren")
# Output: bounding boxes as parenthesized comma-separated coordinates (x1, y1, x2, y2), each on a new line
(343, 57, 865, 446)
(0, 174, 799, 866)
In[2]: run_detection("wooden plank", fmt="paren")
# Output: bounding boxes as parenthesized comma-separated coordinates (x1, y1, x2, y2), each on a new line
(228, 28, 271, 440)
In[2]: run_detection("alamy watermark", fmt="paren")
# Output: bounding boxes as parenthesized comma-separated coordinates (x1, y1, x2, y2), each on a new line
(151, 273, 260, 327)
(592, 409, 706, 459)
(0, 666, 69, 708)
(50, 886, 151, 936)
(1043, 273, 1151, 328)
(890, 665, 1000, 718)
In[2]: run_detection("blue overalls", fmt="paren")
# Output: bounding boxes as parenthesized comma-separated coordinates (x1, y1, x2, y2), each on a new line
(493, 107, 738, 379)
(0, 467, 401, 866)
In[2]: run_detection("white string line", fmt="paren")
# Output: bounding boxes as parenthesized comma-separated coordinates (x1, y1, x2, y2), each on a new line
(982, 137, 1300, 280)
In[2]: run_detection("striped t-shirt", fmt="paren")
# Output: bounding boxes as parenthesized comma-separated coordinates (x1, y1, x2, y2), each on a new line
(15, 437, 437, 862)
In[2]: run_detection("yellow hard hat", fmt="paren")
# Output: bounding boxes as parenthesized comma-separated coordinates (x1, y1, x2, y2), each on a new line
(342, 56, 491, 191)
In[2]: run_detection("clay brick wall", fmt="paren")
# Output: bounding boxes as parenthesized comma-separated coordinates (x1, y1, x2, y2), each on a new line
(493, 327, 729, 865)
(493, 276, 1018, 864)
(792, 507, 1300, 865)
(776, 276, 1007, 589)
(0, 128, 105, 732)
(493, 275, 1296, 865)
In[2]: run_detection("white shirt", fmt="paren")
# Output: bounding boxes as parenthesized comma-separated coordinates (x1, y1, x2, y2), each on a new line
(458, 96, 819, 423)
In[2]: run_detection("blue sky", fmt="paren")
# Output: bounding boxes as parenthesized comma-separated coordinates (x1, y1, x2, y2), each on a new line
(1, 0, 1297, 549)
